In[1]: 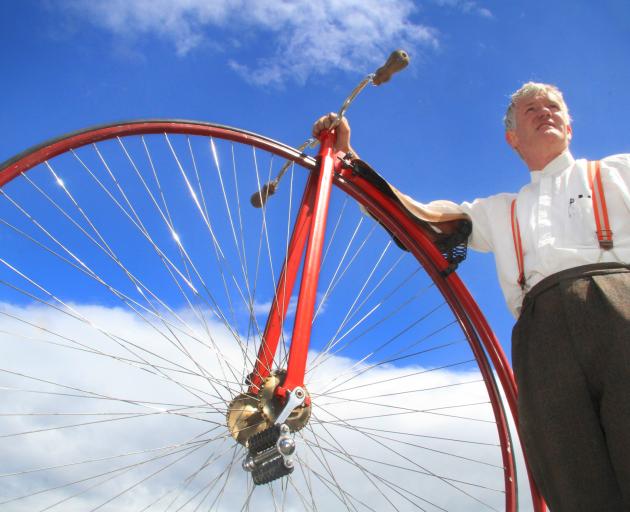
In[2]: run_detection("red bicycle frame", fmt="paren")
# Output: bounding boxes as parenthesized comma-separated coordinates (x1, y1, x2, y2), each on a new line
(248, 129, 338, 399)
(245, 127, 545, 511)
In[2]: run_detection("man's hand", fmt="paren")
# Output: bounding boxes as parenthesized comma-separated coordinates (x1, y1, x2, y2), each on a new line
(312, 113, 357, 158)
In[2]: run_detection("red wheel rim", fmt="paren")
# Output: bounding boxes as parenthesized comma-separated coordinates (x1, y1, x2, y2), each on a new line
(0, 120, 544, 511)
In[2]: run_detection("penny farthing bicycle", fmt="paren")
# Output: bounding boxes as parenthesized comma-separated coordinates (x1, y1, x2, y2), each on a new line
(0, 51, 544, 511)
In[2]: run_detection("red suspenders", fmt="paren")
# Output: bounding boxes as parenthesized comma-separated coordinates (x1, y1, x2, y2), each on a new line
(510, 160, 612, 290)
(510, 199, 527, 290)
(587, 160, 614, 250)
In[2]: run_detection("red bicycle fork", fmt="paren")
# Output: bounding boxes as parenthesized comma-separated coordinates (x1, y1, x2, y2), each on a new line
(248, 130, 339, 402)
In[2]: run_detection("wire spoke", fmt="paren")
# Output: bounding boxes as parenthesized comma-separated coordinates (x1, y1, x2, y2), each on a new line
(0, 126, 513, 510)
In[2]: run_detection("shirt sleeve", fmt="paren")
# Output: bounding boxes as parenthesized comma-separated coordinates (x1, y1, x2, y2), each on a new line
(603, 154, 630, 194)
(459, 193, 517, 253)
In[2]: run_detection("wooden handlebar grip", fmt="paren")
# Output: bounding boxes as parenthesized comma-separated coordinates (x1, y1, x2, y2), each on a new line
(372, 49, 410, 85)
(250, 181, 277, 208)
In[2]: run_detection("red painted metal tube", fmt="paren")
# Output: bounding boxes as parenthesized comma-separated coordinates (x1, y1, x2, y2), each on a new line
(247, 170, 317, 395)
(446, 274, 546, 510)
(0, 120, 314, 187)
(280, 130, 337, 393)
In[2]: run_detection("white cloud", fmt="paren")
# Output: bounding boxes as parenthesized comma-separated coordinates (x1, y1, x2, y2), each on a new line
(60, 0, 438, 86)
(251, 295, 297, 317)
(431, 0, 494, 19)
(0, 301, 517, 510)
(63, 0, 233, 56)
(252, 291, 328, 318)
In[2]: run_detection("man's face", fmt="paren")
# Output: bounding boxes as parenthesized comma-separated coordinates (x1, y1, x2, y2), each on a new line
(506, 90, 572, 168)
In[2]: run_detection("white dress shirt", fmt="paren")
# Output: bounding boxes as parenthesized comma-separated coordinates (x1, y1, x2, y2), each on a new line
(458, 150, 630, 317)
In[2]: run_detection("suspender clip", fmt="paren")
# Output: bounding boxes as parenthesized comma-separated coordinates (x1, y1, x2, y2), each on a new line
(597, 232, 614, 250)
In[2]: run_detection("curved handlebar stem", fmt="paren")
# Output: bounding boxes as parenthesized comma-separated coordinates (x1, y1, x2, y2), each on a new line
(332, 75, 373, 129)
(372, 49, 410, 85)
(317, 50, 413, 137)
(250, 49, 409, 208)
(332, 50, 410, 128)
(250, 138, 317, 208)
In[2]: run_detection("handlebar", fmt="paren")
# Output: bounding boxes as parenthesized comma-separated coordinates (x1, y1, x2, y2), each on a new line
(373, 49, 409, 85)
(250, 49, 409, 208)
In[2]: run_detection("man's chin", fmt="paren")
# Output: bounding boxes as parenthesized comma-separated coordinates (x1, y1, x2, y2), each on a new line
(537, 130, 566, 144)
(538, 125, 560, 135)
(530, 134, 569, 157)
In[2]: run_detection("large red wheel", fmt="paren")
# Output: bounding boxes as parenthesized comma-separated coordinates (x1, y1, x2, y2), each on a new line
(0, 120, 528, 511)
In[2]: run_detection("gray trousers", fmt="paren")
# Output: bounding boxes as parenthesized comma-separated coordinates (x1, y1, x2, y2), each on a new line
(512, 263, 630, 512)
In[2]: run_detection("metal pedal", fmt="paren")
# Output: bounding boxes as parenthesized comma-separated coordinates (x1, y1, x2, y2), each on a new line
(243, 424, 295, 485)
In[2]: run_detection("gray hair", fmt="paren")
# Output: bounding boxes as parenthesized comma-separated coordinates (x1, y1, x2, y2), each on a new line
(504, 82, 570, 131)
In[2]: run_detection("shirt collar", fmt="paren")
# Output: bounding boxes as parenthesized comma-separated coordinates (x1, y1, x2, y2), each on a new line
(530, 150, 575, 183)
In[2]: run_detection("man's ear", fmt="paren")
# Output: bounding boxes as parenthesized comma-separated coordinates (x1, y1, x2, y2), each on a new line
(567, 124, 573, 142)
(505, 130, 518, 149)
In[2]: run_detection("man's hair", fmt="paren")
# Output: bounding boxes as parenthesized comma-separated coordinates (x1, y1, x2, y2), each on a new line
(504, 82, 570, 131)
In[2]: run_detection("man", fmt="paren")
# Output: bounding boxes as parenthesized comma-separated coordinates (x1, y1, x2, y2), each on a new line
(314, 83, 630, 511)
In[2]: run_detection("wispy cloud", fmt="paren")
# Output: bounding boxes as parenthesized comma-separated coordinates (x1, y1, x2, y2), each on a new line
(60, 0, 438, 86)
(252, 296, 297, 317)
(252, 291, 327, 318)
(431, 0, 494, 19)
(1, 301, 511, 510)
(62, 0, 233, 56)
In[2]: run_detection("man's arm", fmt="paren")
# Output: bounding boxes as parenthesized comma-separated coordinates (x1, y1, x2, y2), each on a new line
(312, 113, 467, 221)
(312, 113, 473, 254)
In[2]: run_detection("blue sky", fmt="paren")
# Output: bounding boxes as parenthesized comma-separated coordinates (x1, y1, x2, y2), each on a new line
(1, 1, 629, 509)
(2, 0, 629, 360)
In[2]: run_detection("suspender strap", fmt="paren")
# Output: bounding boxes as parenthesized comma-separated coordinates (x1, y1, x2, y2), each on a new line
(510, 199, 526, 290)
(510, 160, 614, 289)
(587, 160, 614, 249)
